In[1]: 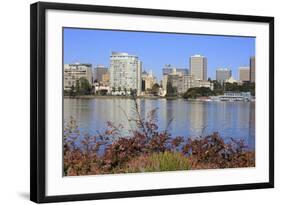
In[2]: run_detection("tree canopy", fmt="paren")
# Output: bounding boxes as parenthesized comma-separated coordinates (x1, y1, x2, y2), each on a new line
(182, 87, 214, 99)
(75, 77, 92, 95)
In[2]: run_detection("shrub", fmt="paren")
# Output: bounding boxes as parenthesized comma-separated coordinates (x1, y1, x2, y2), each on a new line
(182, 132, 255, 169)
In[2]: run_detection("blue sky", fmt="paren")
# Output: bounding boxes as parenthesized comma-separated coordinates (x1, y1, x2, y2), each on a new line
(64, 28, 255, 81)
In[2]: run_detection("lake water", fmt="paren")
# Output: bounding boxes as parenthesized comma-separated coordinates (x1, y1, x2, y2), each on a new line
(64, 98, 255, 150)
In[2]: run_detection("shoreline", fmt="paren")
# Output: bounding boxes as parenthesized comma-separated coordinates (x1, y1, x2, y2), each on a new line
(64, 95, 255, 102)
(64, 95, 178, 100)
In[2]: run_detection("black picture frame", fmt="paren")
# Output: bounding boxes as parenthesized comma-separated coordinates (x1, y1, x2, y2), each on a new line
(30, 1, 274, 203)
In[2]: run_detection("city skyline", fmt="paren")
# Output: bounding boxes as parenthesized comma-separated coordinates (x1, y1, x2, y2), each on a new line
(64, 28, 255, 81)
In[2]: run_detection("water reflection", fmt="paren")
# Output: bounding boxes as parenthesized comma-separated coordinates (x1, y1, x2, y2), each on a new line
(64, 98, 255, 150)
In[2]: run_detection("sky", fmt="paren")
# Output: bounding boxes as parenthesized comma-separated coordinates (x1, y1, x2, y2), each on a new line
(64, 28, 255, 81)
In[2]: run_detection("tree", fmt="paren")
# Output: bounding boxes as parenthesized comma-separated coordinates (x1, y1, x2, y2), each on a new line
(141, 80, 146, 91)
(75, 79, 80, 95)
(69, 85, 75, 97)
(211, 80, 223, 95)
(151, 83, 160, 95)
(75, 77, 92, 95)
(224, 82, 255, 96)
(182, 87, 214, 99)
(130, 88, 137, 97)
(166, 82, 177, 97)
(99, 89, 108, 96)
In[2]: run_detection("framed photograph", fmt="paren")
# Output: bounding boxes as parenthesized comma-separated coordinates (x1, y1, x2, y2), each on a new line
(30, 2, 274, 203)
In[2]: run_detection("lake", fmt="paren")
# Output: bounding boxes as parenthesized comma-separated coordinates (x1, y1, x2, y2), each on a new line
(64, 98, 255, 150)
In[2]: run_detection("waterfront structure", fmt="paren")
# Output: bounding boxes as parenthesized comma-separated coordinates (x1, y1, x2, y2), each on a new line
(216, 68, 231, 84)
(250, 56, 255, 83)
(190, 54, 207, 80)
(94, 65, 108, 83)
(212, 91, 252, 101)
(64, 63, 93, 90)
(109, 52, 142, 95)
(92, 82, 110, 95)
(142, 70, 156, 91)
(239, 66, 250, 82)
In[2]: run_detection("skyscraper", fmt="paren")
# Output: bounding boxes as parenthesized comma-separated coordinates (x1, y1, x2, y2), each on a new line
(250, 56, 255, 83)
(94, 65, 108, 83)
(190, 54, 207, 80)
(109, 52, 142, 95)
(239, 66, 250, 82)
(142, 70, 156, 91)
(216, 68, 232, 84)
(162, 64, 188, 76)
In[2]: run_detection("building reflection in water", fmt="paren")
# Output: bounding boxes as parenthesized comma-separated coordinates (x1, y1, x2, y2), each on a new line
(64, 98, 255, 150)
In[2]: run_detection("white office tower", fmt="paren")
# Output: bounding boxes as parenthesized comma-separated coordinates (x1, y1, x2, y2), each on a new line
(109, 52, 142, 95)
(190, 54, 207, 80)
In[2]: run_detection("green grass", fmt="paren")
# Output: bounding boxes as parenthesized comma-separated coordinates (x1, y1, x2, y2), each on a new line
(144, 151, 190, 172)
(123, 152, 190, 173)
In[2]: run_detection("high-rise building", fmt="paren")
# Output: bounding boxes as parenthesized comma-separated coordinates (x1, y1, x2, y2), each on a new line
(101, 72, 110, 85)
(239, 66, 250, 82)
(162, 64, 188, 76)
(250, 56, 255, 83)
(190, 54, 207, 80)
(64, 63, 93, 90)
(94, 65, 108, 83)
(109, 52, 142, 95)
(162, 65, 188, 92)
(163, 67, 213, 95)
(142, 70, 156, 91)
(216, 68, 232, 84)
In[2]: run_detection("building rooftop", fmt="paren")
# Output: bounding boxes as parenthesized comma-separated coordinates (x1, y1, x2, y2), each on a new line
(111, 51, 138, 58)
(111, 51, 128, 56)
(217, 68, 231, 71)
(191, 54, 204, 57)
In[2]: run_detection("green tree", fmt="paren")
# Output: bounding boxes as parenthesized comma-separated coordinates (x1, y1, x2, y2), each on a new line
(79, 77, 92, 95)
(166, 82, 177, 97)
(99, 89, 108, 96)
(182, 87, 214, 99)
(224, 82, 255, 96)
(69, 85, 75, 97)
(75, 79, 80, 95)
(211, 80, 223, 95)
(151, 83, 160, 95)
(75, 78, 92, 95)
(130, 88, 137, 97)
